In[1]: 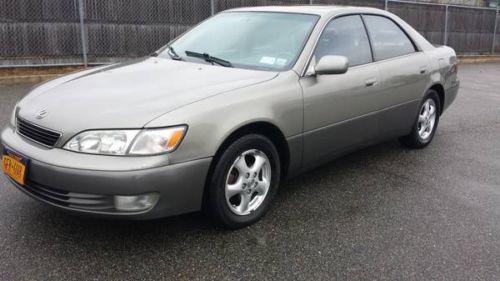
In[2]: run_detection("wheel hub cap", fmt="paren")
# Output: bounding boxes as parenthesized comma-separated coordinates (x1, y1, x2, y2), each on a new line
(225, 149, 271, 216)
(417, 99, 437, 140)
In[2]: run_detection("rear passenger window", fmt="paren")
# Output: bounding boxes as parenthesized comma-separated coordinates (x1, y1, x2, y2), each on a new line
(363, 15, 416, 61)
(314, 15, 372, 67)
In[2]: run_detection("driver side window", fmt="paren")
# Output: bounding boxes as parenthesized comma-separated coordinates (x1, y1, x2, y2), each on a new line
(314, 15, 372, 67)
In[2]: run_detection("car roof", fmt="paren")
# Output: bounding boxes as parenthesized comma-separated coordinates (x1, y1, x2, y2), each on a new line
(224, 5, 385, 16)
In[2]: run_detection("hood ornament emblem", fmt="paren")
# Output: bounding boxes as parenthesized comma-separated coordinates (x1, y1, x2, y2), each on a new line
(36, 109, 48, 119)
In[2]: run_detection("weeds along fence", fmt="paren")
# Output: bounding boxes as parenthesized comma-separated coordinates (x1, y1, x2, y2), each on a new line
(0, 0, 499, 67)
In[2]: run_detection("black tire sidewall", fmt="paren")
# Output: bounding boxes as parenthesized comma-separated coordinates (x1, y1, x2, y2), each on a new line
(208, 134, 281, 228)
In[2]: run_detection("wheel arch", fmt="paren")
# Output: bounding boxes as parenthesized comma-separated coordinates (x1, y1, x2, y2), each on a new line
(201, 121, 291, 208)
(215, 121, 290, 178)
(429, 83, 445, 115)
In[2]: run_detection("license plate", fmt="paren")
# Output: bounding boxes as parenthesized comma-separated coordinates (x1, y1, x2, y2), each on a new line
(2, 148, 27, 186)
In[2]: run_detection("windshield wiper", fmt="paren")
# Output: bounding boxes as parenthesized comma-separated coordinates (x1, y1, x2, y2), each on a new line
(185, 50, 232, 67)
(166, 45, 182, 60)
(150, 45, 182, 61)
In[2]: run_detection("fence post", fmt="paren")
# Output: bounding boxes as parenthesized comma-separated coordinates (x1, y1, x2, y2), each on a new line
(385, 0, 388, 11)
(78, 0, 88, 67)
(493, 4, 499, 54)
(210, 0, 215, 16)
(310, 0, 313, 5)
(444, 5, 449, 45)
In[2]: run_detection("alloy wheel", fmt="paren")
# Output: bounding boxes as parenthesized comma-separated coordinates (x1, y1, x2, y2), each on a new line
(225, 149, 271, 216)
(417, 98, 437, 140)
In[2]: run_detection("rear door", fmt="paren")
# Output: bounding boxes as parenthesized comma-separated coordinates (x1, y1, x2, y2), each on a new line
(362, 14, 429, 137)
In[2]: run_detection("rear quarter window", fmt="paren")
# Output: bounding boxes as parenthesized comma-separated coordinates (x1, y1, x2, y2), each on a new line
(363, 15, 416, 61)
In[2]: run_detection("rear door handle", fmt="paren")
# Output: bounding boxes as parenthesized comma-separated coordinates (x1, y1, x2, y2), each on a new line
(419, 66, 428, 74)
(365, 78, 377, 87)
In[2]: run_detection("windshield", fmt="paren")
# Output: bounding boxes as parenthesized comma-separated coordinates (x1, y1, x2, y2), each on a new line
(159, 12, 319, 71)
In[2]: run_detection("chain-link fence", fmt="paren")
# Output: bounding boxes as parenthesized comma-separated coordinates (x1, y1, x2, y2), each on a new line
(0, 0, 499, 67)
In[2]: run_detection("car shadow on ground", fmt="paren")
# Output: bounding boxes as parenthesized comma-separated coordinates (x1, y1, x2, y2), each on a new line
(12, 139, 413, 254)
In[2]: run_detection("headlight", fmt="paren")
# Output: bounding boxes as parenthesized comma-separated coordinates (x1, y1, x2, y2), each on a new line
(129, 126, 187, 155)
(64, 126, 186, 156)
(64, 130, 139, 155)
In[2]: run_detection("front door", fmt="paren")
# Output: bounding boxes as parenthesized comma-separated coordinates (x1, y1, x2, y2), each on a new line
(300, 15, 384, 166)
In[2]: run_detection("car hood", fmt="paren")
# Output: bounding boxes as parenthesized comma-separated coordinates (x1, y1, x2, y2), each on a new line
(18, 58, 278, 138)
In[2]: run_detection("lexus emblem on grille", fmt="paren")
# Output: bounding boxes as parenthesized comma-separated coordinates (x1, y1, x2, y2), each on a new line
(36, 109, 48, 119)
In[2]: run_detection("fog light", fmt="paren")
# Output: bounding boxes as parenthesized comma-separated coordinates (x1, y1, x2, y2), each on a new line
(114, 193, 159, 212)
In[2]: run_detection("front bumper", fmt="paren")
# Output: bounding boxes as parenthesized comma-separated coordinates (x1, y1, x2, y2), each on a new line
(1, 126, 212, 219)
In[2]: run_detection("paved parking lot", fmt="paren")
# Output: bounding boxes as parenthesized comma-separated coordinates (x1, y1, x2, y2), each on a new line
(0, 63, 499, 281)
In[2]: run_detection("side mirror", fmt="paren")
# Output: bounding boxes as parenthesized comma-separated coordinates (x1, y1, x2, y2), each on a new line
(314, 55, 349, 75)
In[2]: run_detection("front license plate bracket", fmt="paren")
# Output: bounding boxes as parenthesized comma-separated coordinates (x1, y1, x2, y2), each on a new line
(2, 147, 29, 186)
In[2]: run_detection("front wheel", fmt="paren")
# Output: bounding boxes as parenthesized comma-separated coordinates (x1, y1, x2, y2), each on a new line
(399, 90, 441, 148)
(207, 134, 281, 229)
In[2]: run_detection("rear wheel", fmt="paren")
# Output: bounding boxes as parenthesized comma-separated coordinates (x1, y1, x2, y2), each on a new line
(207, 134, 280, 229)
(399, 90, 441, 148)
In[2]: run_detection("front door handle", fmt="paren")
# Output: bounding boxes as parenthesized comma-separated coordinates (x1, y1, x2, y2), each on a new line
(365, 78, 377, 87)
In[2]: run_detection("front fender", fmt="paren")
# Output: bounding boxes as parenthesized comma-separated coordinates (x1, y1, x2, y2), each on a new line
(145, 71, 304, 165)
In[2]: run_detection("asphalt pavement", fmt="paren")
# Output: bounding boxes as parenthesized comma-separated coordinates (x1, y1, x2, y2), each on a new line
(0, 63, 499, 281)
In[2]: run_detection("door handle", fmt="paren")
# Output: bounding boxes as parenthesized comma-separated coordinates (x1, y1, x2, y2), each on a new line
(419, 66, 427, 74)
(365, 78, 377, 87)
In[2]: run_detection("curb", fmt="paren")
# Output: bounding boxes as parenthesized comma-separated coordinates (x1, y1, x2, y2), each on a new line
(0, 65, 84, 86)
(0, 74, 60, 86)
(458, 55, 500, 64)
(1, 56, 499, 85)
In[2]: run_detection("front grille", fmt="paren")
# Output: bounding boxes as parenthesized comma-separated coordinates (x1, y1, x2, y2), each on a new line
(22, 180, 115, 212)
(16, 118, 61, 147)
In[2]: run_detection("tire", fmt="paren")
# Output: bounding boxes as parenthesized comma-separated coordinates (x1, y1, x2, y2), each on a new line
(207, 134, 281, 229)
(399, 90, 441, 148)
